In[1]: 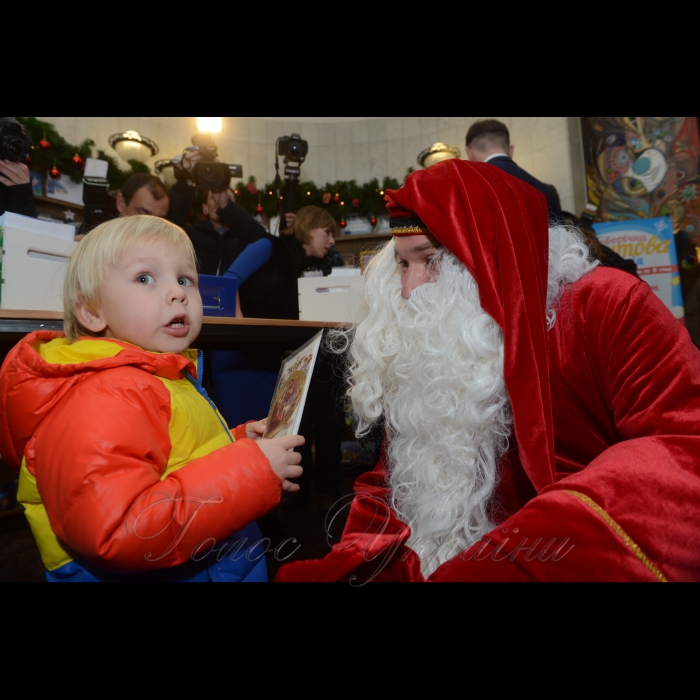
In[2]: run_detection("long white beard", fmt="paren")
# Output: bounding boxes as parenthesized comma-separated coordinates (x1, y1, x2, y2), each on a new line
(344, 246, 512, 577)
(338, 226, 596, 578)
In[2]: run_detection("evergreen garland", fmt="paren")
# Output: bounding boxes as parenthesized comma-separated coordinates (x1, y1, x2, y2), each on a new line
(232, 175, 405, 221)
(16, 117, 149, 187)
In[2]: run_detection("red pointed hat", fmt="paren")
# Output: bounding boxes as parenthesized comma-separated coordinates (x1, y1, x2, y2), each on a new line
(385, 160, 555, 493)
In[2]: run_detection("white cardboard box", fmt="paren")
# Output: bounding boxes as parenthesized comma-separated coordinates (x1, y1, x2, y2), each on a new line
(298, 276, 364, 324)
(0, 214, 77, 311)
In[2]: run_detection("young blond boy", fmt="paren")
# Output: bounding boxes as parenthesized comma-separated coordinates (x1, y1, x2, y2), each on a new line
(0, 215, 304, 582)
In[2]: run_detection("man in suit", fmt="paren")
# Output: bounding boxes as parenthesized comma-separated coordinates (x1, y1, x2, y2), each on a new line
(466, 119, 563, 221)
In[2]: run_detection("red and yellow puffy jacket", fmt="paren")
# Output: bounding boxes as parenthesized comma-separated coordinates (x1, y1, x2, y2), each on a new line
(0, 331, 281, 576)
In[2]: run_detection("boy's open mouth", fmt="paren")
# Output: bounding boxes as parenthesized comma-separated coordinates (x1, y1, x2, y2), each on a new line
(164, 315, 190, 336)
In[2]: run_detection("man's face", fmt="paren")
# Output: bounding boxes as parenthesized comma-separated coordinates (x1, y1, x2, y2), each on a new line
(394, 234, 441, 299)
(202, 189, 235, 227)
(82, 239, 203, 354)
(116, 187, 170, 218)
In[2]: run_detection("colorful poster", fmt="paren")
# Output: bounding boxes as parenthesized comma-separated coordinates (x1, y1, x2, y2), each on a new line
(593, 217, 684, 320)
(582, 117, 700, 245)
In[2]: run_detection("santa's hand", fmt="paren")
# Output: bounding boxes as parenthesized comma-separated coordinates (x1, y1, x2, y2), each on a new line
(245, 419, 267, 441)
(257, 435, 305, 493)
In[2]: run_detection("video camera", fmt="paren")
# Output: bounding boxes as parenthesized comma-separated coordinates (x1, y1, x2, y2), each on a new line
(275, 133, 309, 215)
(189, 133, 243, 192)
(0, 117, 32, 164)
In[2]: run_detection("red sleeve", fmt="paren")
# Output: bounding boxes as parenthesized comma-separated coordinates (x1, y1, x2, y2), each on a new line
(30, 367, 281, 572)
(432, 280, 700, 582)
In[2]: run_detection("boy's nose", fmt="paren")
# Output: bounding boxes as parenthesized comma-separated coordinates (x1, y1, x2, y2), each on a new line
(169, 282, 188, 303)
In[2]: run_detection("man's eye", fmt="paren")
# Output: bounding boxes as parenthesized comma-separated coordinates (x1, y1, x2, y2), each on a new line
(137, 274, 155, 284)
(179, 276, 195, 287)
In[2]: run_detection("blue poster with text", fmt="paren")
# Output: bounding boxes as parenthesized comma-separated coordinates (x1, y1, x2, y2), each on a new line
(593, 217, 684, 320)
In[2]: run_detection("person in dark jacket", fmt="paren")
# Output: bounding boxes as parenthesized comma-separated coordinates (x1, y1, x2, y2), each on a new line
(0, 159, 37, 218)
(466, 119, 563, 221)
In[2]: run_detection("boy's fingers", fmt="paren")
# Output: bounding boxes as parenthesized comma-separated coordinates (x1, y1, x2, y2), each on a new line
(278, 435, 305, 451)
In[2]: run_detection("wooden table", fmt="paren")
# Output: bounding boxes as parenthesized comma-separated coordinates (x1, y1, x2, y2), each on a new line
(0, 310, 345, 349)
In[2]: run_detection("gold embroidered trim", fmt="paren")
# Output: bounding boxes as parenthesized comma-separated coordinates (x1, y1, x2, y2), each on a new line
(564, 490, 668, 583)
(392, 227, 431, 236)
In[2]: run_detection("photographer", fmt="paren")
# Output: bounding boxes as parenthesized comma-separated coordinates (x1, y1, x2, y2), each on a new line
(0, 117, 37, 218)
(168, 148, 280, 276)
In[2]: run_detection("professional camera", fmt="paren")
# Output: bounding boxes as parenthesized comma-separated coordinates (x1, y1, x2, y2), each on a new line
(275, 133, 309, 215)
(0, 117, 32, 163)
(189, 133, 243, 192)
(278, 133, 309, 164)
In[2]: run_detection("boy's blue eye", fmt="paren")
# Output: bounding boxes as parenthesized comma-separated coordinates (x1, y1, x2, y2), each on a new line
(137, 274, 156, 284)
(179, 277, 195, 287)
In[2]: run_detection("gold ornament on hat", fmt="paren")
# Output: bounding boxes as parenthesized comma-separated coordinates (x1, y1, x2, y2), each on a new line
(418, 142, 462, 169)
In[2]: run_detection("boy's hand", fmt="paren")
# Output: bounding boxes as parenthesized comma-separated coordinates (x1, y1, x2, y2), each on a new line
(245, 419, 267, 441)
(257, 435, 305, 493)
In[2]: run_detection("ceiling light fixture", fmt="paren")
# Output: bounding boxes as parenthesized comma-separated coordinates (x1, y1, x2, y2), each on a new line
(109, 130, 159, 163)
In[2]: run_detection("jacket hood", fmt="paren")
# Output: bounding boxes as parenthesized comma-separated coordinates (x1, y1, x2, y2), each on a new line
(0, 331, 198, 472)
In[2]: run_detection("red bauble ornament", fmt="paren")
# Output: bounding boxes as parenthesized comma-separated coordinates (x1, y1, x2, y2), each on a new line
(256, 205, 265, 214)
(370, 216, 378, 227)
(39, 139, 52, 151)
(24, 156, 32, 166)
(352, 198, 361, 209)
(71, 154, 84, 169)
(340, 219, 347, 229)
(333, 194, 341, 203)
(50, 167, 61, 179)
(246, 183, 258, 196)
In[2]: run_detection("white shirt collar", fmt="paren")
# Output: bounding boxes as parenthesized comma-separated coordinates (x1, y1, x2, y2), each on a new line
(485, 153, 510, 163)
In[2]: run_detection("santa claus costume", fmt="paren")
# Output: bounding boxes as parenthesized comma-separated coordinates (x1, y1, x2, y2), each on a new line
(277, 159, 700, 583)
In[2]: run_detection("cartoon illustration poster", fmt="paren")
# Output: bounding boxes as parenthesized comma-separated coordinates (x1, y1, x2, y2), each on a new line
(264, 331, 323, 440)
(582, 117, 700, 245)
(593, 217, 684, 320)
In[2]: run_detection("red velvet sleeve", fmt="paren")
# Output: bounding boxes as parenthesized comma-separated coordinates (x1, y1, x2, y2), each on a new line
(30, 367, 282, 573)
(432, 279, 700, 582)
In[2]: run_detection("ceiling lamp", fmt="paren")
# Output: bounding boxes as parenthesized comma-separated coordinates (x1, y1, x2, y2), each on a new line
(109, 130, 159, 163)
(197, 117, 222, 133)
(418, 142, 462, 169)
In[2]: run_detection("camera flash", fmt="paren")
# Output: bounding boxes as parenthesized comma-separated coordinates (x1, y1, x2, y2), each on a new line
(197, 117, 222, 133)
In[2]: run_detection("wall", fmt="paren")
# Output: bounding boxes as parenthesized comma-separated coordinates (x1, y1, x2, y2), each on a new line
(34, 117, 581, 213)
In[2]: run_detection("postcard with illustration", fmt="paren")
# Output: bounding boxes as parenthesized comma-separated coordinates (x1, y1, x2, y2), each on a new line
(264, 331, 324, 440)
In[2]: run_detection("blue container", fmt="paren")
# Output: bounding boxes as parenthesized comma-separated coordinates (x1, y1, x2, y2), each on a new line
(199, 275, 239, 318)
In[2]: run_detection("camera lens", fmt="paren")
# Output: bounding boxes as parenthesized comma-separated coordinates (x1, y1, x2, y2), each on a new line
(7, 138, 28, 162)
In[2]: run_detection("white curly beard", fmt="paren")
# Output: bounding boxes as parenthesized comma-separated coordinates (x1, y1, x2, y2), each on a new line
(343, 247, 511, 577)
(339, 226, 597, 578)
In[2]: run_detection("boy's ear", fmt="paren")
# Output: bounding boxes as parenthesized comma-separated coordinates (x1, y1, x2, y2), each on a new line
(75, 302, 107, 335)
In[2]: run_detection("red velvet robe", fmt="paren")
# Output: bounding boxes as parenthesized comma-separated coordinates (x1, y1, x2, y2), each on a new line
(277, 268, 700, 583)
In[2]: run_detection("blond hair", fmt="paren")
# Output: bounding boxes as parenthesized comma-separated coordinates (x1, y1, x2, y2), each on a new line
(64, 216, 197, 342)
(283, 206, 339, 244)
